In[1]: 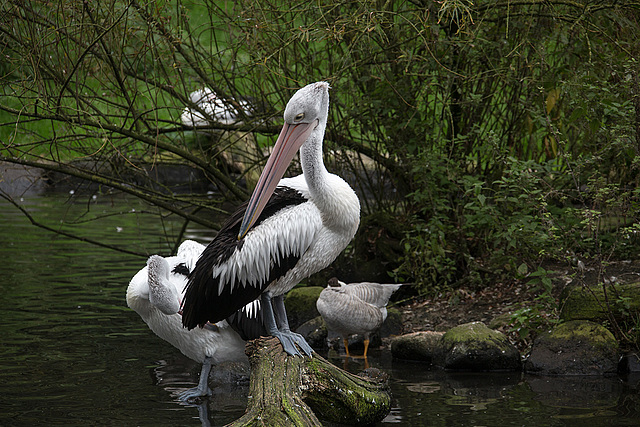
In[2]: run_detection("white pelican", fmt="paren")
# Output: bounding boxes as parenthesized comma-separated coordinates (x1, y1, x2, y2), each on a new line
(182, 82, 360, 357)
(316, 278, 402, 358)
(181, 87, 252, 127)
(126, 240, 264, 401)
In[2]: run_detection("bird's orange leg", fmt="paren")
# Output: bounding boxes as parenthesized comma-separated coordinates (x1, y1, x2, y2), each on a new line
(343, 338, 351, 357)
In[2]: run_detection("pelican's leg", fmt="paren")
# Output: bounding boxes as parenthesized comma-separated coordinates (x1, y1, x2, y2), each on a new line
(261, 292, 312, 357)
(179, 356, 213, 401)
(272, 294, 313, 356)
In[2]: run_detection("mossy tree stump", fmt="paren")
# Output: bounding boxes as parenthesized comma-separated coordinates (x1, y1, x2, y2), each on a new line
(228, 337, 391, 426)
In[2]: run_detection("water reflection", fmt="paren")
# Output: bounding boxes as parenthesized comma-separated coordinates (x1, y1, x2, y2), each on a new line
(1, 193, 639, 426)
(151, 357, 249, 426)
(528, 375, 622, 410)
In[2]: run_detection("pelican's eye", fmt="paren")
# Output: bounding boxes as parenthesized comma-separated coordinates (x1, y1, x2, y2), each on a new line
(294, 113, 305, 122)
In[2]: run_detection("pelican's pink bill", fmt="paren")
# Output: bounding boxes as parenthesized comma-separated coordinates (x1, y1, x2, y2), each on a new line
(237, 120, 317, 239)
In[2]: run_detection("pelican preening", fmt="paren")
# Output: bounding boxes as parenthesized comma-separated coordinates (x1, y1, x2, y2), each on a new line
(181, 87, 253, 127)
(317, 278, 402, 358)
(182, 82, 361, 357)
(126, 240, 265, 401)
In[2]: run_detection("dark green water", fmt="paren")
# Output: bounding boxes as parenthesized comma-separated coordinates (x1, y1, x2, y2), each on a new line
(0, 193, 638, 426)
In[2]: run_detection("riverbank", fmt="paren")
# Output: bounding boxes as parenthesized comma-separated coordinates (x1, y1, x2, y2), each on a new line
(395, 259, 640, 355)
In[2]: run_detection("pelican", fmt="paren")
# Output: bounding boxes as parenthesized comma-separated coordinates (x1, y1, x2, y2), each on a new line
(316, 278, 402, 358)
(181, 87, 252, 127)
(126, 240, 265, 401)
(182, 82, 360, 357)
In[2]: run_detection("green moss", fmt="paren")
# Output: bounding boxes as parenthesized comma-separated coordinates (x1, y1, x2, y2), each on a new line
(546, 320, 618, 350)
(440, 322, 522, 371)
(284, 286, 324, 329)
(442, 322, 512, 352)
(560, 282, 640, 322)
(304, 357, 391, 425)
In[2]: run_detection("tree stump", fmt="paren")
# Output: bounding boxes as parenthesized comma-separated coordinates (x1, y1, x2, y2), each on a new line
(228, 337, 391, 426)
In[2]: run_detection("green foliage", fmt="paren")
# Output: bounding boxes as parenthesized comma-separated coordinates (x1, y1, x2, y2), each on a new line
(509, 267, 559, 343)
(397, 150, 640, 294)
(0, 0, 639, 278)
(395, 153, 564, 293)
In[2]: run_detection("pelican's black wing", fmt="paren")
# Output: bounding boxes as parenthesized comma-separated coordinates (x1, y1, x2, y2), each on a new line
(182, 186, 309, 329)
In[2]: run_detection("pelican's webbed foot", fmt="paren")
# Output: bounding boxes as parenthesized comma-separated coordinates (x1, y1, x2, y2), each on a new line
(262, 292, 314, 357)
(178, 356, 213, 402)
(272, 330, 313, 357)
(179, 385, 212, 402)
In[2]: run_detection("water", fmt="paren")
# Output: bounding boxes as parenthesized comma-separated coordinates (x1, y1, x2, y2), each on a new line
(0, 192, 638, 426)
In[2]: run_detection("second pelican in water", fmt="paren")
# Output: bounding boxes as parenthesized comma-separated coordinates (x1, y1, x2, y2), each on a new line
(126, 240, 264, 401)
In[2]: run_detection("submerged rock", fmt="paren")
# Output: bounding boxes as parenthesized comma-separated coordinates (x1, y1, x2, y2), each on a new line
(440, 322, 521, 371)
(525, 320, 619, 375)
(209, 360, 251, 385)
(391, 331, 445, 363)
(391, 323, 521, 370)
(526, 375, 622, 409)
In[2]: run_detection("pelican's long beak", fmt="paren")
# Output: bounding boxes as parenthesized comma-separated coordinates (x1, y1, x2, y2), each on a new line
(237, 120, 317, 239)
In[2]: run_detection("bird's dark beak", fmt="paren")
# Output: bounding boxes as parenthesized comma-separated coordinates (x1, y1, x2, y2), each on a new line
(237, 120, 317, 239)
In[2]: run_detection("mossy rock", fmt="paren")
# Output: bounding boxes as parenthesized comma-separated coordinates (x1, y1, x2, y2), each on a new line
(285, 286, 323, 330)
(525, 320, 619, 375)
(440, 322, 522, 371)
(560, 281, 640, 322)
(391, 331, 445, 363)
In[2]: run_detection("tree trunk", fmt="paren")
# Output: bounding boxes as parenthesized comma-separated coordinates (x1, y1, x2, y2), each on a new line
(227, 337, 391, 426)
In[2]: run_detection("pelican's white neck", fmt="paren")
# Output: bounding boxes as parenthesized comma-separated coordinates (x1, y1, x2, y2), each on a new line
(299, 124, 360, 234)
(300, 128, 329, 191)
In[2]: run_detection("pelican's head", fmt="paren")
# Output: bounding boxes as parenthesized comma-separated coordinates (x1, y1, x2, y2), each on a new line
(147, 255, 181, 315)
(237, 82, 331, 239)
(283, 81, 330, 132)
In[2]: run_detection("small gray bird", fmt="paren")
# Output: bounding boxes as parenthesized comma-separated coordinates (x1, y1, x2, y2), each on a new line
(316, 277, 402, 358)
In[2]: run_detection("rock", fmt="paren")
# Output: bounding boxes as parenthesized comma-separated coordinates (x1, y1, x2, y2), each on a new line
(524, 320, 619, 375)
(619, 352, 640, 373)
(0, 162, 48, 196)
(284, 286, 323, 330)
(378, 307, 403, 338)
(391, 331, 445, 363)
(560, 281, 640, 322)
(296, 316, 328, 349)
(440, 322, 521, 371)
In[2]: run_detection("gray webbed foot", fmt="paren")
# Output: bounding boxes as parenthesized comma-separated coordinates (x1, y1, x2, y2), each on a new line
(272, 330, 314, 357)
(178, 356, 213, 402)
(178, 385, 212, 402)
